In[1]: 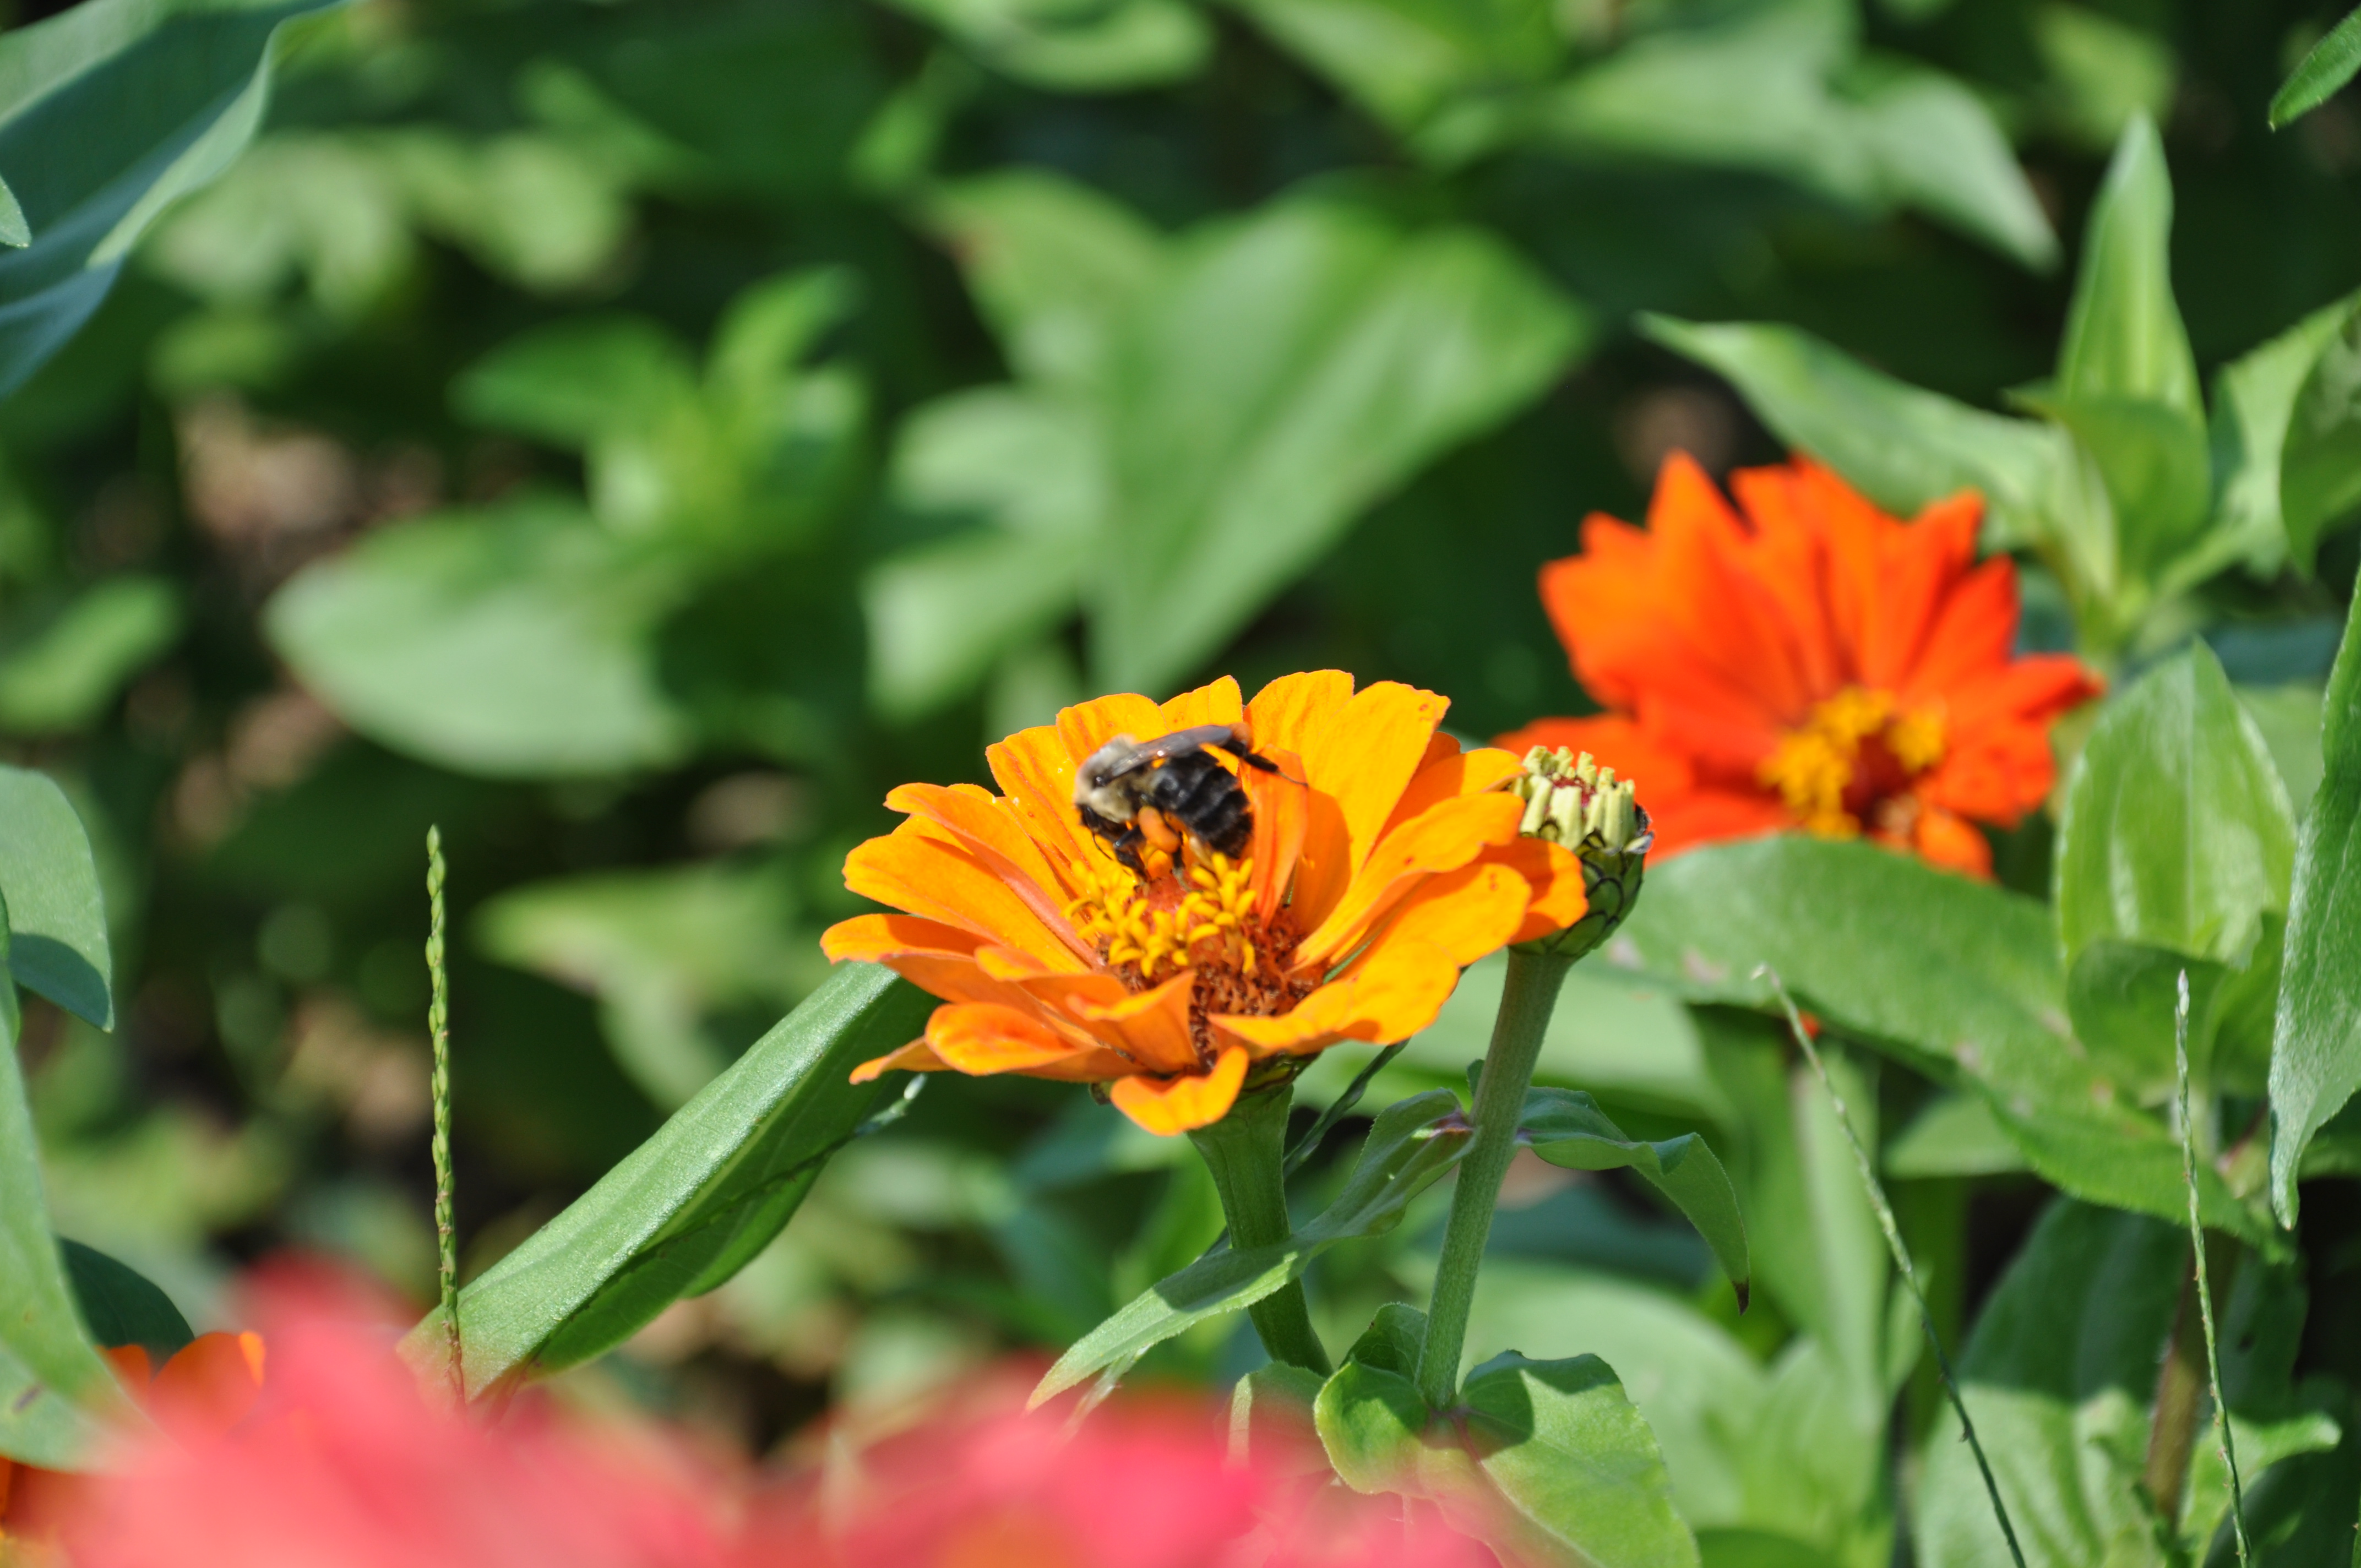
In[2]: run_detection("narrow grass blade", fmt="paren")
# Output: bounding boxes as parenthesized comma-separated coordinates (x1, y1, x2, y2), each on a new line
(1761, 967, 2028, 1568)
(2177, 969, 2250, 1565)
(427, 827, 460, 1401)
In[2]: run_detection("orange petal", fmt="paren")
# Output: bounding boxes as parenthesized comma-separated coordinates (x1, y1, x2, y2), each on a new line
(1057, 691, 1165, 772)
(1107, 1046, 1250, 1135)
(926, 1003, 1096, 1075)
(986, 721, 1100, 886)
(1488, 838, 1588, 944)
(1065, 970, 1201, 1076)
(852, 1038, 948, 1082)
(1299, 681, 1450, 878)
(822, 913, 988, 965)
(846, 820, 1090, 972)
(150, 1331, 266, 1441)
(1158, 675, 1245, 733)
(1245, 745, 1309, 924)
(1379, 745, 1524, 843)
(1245, 669, 1353, 756)
(1362, 860, 1532, 966)
(1294, 792, 1524, 970)
(1912, 805, 1993, 878)
(1218, 939, 1461, 1057)
(104, 1344, 153, 1390)
(883, 783, 1089, 955)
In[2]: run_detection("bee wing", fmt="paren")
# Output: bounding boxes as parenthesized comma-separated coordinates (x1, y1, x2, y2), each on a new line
(1128, 724, 1248, 767)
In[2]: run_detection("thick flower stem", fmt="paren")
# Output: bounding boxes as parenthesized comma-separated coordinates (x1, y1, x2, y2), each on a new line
(1188, 1085, 1331, 1376)
(1416, 946, 1574, 1412)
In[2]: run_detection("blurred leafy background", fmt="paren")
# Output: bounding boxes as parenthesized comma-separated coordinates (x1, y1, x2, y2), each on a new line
(4, 0, 2359, 1510)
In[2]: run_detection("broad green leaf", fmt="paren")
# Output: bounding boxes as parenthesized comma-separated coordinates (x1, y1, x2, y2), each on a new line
(1228, 1361, 1328, 1468)
(474, 862, 819, 1109)
(883, 0, 1210, 92)
(451, 317, 697, 449)
(0, 176, 25, 249)
(1317, 1340, 1701, 1568)
(1534, 3, 2053, 267)
(1094, 196, 1586, 693)
(866, 390, 1100, 718)
(921, 170, 1166, 394)
(2280, 300, 2361, 569)
(2270, 589, 2361, 1223)
(0, 765, 113, 1028)
(1915, 1200, 2186, 1568)
(1639, 315, 2110, 570)
(0, 911, 119, 1467)
(1607, 836, 2265, 1239)
(265, 500, 694, 777)
(1884, 1093, 2029, 1178)
(1033, 1090, 1471, 1403)
(2270, 5, 2361, 128)
(1226, 0, 1562, 148)
(0, 0, 347, 398)
(0, 576, 182, 734)
(61, 1239, 193, 1364)
(2055, 643, 2296, 967)
(2016, 389, 2207, 575)
(2206, 292, 2359, 580)
(1519, 1087, 1749, 1300)
(399, 962, 929, 1393)
(2028, 3, 2176, 154)
(2239, 680, 2329, 813)
(2056, 116, 2200, 421)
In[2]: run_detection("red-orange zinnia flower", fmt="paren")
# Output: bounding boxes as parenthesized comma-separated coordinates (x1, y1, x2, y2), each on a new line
(1500, 454, 2102, 877)
(824, 672, 1586, 1134)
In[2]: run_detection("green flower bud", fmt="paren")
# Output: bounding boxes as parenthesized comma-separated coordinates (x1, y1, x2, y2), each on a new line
(1509, 745, 1651, 960)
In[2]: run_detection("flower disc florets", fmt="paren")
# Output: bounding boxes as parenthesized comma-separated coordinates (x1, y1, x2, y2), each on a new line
(1508, 746, 1650, 960)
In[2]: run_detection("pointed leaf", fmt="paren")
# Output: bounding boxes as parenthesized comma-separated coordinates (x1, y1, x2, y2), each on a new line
(2054, 642, 2297, 967)
(1519, 1087, 1749, 1300)
(0, 0, 348, 398)
(2270, 589, 2361, 1222)
(2280, 298, 2361, 570)
(399, 962, 930, 1393)
(1033, 1090, 1471, 1404)
(61, 1240, 194, 1365)
(2057, 115, 2200, 420)
(2270, 6, 2361, 128)
(2206, 290, 2360, 579)
(0, 765, 113, 1028)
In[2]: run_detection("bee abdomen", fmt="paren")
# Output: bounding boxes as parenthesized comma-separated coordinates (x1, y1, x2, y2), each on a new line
(1148, 755, 1253, 858)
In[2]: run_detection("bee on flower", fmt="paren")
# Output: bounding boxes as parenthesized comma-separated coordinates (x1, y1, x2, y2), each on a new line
(1500, 453, 2104, 878)
(823, 673, 1589, 1134)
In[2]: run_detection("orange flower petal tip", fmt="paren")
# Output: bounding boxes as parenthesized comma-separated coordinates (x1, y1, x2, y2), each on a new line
(1514, 453, 2102, 877)
(148, 1331, 266, 1442)
(1106, 1046, 1250, 1135)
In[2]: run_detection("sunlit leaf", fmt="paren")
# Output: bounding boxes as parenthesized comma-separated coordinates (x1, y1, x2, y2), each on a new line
(1095, 196, 1586, 692)
(2269, 5, 2361, 128)
(2205, 290, 2359, 580)
(1227, 0, 1561, 149)
(400, 962, 931, 1393)
(0, 765, 114, 1028)
(2270, 589, 2361, 1223)
(0, 0, 349, 399)
(1519, 1086, 1749, 1300)
(883, 0, 1210, 92)
(2055, 116, 2200, 420)
(0, 576, 181, 735)
(266, 499, 694, 777)
(2281, 300, 2361, 571)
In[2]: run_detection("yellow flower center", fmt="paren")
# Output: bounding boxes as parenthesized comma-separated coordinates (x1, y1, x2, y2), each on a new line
(1067, 852, 1261, 981)
(1759, 687, 1946, 839)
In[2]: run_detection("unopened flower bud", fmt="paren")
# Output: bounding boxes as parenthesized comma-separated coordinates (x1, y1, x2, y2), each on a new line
(1509, 746, 1652, 960)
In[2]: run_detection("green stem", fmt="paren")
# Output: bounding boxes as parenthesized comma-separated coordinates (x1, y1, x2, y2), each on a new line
(427, 826, 460, 1401)
(1416, 945, 1573, 1411)
(1188, 1084, 1330, 1375)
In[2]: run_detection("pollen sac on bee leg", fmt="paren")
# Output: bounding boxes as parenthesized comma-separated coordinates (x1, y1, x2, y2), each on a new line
(1510, 746, 1651, 960)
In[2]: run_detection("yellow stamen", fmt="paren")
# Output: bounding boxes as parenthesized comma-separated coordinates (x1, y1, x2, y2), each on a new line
(1065, 852, 1259, 982)
(1760, 687, 1947, 839)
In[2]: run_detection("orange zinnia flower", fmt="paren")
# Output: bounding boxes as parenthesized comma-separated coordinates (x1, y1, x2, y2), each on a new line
(1500, 454, 2102, 877)
(823, 672, 1586, 1134)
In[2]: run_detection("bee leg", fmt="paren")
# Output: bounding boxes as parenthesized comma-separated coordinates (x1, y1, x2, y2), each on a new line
(1111, 829, 1150, 879)
(1135, 807, 1184, 856)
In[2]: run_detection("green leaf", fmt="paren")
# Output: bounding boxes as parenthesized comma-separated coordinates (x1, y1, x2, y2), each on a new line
(1316, 1344, 1701, 1568)
(1226, 0, 1562, 149)
(2056, 116, 2200, 421)
(2206, 290, 2360, 580)
(398, 962, 929, 1393)
(1535, 4, 2053, 267)
(0, 909, 118, 1467)
(866, 389, 1100, 718)
(1094, 196, 1586, 693)
(2269, 589, 2361, 1223)
(882, 0, 1210, 92)
(0, 765, 114, 1029)
(1638, 315, 2109, 569)
(2280, 298, 2361, 570)
(0, 576, 182, 734)
(2055, 643, 2297, 967)
(2269, 5, 2361, 128)
(1519, 1087, 1749, 1300)
(451, 317, 698, 450)
(1032, 1089, 1471, 1404)
(61, 1239, 193, 1364)
(1228, 1361, 1328, 1467)
(1914, 1200, 2187, 1568)
(1885, 1093, 2029, 1178)
(0, 0, 348, 398)
(265, 500, 694, 778)
(1607, 836, 2266, 1240)
(2016, 389, 2208, 575)
(920, 170, 1165, 394)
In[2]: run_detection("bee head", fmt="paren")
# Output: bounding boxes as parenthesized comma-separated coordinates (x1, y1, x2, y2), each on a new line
(1074, 734, 1150, 820)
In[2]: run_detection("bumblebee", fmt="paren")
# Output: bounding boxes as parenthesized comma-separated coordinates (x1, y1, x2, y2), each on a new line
(1074, 723, 1281, 875)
